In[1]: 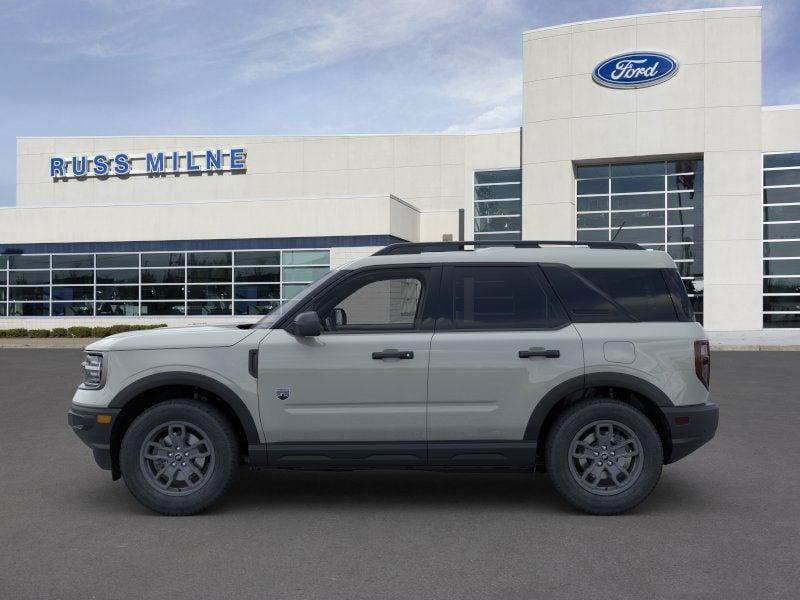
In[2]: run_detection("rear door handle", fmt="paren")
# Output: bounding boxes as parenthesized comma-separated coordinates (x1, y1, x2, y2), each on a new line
(372, 349, 414, 360)
(519, 347, 560, 359)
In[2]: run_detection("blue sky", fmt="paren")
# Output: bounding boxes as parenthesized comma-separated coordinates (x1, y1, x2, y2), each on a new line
(1, 0, 798, 206)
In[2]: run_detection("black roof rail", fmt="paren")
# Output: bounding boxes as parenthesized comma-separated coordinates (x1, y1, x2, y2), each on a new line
(373, 240, 643, 256)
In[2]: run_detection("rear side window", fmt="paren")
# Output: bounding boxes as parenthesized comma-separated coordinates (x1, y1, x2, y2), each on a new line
(444, 266, 568, 330)
(662, 268, 695, 321)
(541, 266, 629, 323)
(578, 268, 678, 322)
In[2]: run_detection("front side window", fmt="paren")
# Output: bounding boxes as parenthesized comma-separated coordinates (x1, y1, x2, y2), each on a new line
(444, 266, 567, 330)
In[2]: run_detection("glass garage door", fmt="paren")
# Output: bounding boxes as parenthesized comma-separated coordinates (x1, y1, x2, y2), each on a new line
(575, 159, 704, 322)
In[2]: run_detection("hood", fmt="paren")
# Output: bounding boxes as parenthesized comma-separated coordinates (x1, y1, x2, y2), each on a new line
(85, 325, 257, 352)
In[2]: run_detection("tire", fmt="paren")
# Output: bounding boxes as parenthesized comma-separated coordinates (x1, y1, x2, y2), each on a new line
(120, 399, 239, 516)
(545, 399, 663, 515)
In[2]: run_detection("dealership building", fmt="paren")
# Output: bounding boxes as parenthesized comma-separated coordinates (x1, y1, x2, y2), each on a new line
(2, 6, 799, 334)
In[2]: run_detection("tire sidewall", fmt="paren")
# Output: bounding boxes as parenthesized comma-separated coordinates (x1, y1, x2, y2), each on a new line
(546, 400, 663, 515)
(120, 400, 238, 515)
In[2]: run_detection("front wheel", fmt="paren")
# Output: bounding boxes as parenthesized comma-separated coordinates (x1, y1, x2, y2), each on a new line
(120, 400, 239, 515)
(545, 399, 663, 515)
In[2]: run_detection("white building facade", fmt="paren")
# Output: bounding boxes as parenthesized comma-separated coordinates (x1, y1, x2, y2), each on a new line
(2, 6, 800, 332)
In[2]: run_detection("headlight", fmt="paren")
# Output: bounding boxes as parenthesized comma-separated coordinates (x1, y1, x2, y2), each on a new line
(81, 353, 104, 389)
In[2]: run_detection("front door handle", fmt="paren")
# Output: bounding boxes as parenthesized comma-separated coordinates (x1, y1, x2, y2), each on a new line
(372, 349, 414, 360)
(519, 347, 560, 359)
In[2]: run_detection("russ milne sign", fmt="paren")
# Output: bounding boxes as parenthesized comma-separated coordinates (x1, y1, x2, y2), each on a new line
(592, 52, 678, 89)
(49, 148, 247, 179)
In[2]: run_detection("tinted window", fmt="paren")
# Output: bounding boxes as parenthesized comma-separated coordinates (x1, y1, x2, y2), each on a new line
(333, 277, 423, 329)
(542, 266, 628, 323)
(579, 269, 678, 322)
(446, 266, 567, 330)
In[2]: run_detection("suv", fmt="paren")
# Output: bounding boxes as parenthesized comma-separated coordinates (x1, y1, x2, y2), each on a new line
(68, 241, 718, 516)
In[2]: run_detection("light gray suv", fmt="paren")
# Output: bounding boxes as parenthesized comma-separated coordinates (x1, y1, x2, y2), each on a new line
(68, 241, 718, 515)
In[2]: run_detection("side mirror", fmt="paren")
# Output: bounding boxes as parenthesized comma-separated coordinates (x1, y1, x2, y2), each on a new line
(332, 307, 348, 328)
(290, 311, 322, 337)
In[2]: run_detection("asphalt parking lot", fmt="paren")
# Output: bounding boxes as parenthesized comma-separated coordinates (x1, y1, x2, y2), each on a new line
(0, 350, 798, 599)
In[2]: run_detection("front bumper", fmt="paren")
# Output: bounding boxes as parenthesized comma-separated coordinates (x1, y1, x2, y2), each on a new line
(67, 404, 120, 471)
(662, 401, 719, 464)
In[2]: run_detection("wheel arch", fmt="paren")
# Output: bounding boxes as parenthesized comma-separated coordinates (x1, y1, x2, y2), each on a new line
(108, 372, 261, 479)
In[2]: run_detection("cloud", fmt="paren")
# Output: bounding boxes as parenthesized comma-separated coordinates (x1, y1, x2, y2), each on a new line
(443, 103, 521, 132)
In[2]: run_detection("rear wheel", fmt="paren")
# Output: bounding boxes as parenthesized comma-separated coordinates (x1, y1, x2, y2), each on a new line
(545, 399, 663, 515)
(120, 400, 239, 515)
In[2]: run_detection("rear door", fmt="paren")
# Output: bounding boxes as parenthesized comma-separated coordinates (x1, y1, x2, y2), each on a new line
(426, 264, 584, 467)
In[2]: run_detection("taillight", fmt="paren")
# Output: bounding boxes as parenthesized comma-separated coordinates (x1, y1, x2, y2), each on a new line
(694, 340, 711, 389)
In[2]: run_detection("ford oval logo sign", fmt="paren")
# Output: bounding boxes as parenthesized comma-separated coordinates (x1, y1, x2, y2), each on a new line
(593, 52, 679, 89)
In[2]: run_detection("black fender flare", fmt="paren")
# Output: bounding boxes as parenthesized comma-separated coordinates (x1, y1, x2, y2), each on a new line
(524, 372, 673, 441)
(108, 371, 261, 445)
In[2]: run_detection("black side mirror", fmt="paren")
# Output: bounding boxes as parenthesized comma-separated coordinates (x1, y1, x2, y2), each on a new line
(290, 311, 322, 337)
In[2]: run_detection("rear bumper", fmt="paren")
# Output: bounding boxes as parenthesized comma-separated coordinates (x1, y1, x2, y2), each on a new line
(67, 404, 120, 471)
(662, 401, 719, 464)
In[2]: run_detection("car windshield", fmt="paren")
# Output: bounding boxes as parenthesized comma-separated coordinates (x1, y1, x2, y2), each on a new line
(254, 268, 341, 329)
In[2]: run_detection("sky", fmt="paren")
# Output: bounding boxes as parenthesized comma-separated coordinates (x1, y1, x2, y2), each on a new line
(1, 0, 798, 206)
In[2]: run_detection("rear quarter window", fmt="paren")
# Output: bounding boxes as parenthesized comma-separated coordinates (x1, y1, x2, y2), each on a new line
(577, 268, 678, 322)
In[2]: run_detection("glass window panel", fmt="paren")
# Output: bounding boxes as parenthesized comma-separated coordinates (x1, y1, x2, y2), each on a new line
(616, 228, 665, 244)
(96, 286, 138, 301)
(96, 253, 138, 268)
(764, 204, 800, 223)
(612, 194, 664, 211)
(667, 227, 695, 244)
(187, 301, 232, 315)
(763, 241, 800, 258)
(10, 287, 50, 301)
(764, 153, 800, 168)
(764, 260, 800, 276)
(667, 160, 701, 174)
(9, 271, 50, 285)
(764, 170, 800, 186)
(474, 200, 521, 217)
(763, 188, 800, 204)
(52, 254, 93, 269)
(577, 196, 608, 212)
(282, 250, 329, 266)
(141, 285, 185, 300)
(187, 284, 232, 300)
(0, 304, 5, 316)
(579, 268, 677, 321)
(764, 313, 800, 327)
(8, 302, 49, 316)
(234, 266, 280, 283)
(667, 174, 699, 191)
(187, 252, 231, 266)
(668, 209, 700, 226)
(282, 283, 308, 300)
(9, 255, 49, 269)
(611, 210, 664, 228)
(52, 286, 94, 301)
(187, 267, 231, 283)
(763, 296, 800, 312)
(764, 223, 800, 240)
(611, 176, 663, 194)
(141, 253, 184, 268)
(140, 302, 185, 316)
(577, 229, 609, 241)
(235, 301, 279, 315)
(234, 284, 280, 300)
(96, 269, 138, 284)
(576, 165, 609, 179)
(0, 255, 6, 269)
(474, 184, 521, 200)
(52, 302, 94, 317)
(577, 179, 608, 195)
(668, 191, 703, 209)
(141, 268, 185, 284)
(96, 302, 139, 316)
(611, 162, 664, 177)
(763, 278, 800, 294)
(282, 266, 329, 283)
(474, 170, 520, 184)
(474, 232, 523, 241)
(577, 213, 608, 229)
(474, 216, 521, 233)
(1, 271, 7, 285)
(668, 244, 695, 261)
(52, 270, 93, 284)
(234, 251, 279, 266)
(0, 288, 5, 301)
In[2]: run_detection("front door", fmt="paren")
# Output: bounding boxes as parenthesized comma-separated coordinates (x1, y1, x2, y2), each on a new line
(258, 266, 439, 467)
(426, 264, 584, 467)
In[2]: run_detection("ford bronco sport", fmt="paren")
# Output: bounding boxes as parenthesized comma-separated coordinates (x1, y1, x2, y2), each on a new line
(68, 241, 718, 515)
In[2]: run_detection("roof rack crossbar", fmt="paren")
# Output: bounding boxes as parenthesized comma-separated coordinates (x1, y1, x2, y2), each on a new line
(373, 240, 643, 256)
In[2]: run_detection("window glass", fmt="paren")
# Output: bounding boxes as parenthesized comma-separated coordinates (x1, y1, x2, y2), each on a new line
(764, 170, 800, 187)
(616, 228, 665, 244)
(52, 302, 93, 316)
(96, 302, 139, 316)
(10, 287, 50, 301)
(763, 314, 800, 327)
(235, 301, 280, 316)
(667, 209, 699, 226)
(611, 162, 663, 177)
(52, 254, 93, 269)
(474, 184, 521, 200)
(188, 252, 231, 266)
(9, 255, 49, 269)
(141, 253, 185, 268)
(141, 302, 185, 316)
(764, 223, 800, 240)
(234, 285, 280, 300)
(474, 200, 522, 217)
(0, 255, 6, 269)
(327, 276, 424, 330)
(52, 286, 94, 301)
(763, 297, 800, 312)
(611, 210, 664, 228)
(474, 170, 522, 240)
(612, 194, 663, 211)
(52, 270, 93, 284)
(283, 250, 329, 266)
(576, 165, 608, 179)
(234, 251, 279, 266)
(96, 269, 138, 284)
(764, 260, 800, 276)
(578, 269, 677, 321)
(234, 267, 280, 282)
(764, 205, 800, 223)
(667, 191, 702, 209)
(448, 266, 567, 330)
(577, 179, 608, 195)
(577, 213, 608, 229)
(9, 271, 50, 285)
(282, 266, 329, 283)
(474, 170, 520, 185)
(9, 303, 49, 316)
(96, 286, 138, 301)
(542, 266, 628, 323)
(141, 285, 185, 300)
(662, 268, 695, 321)
(96, 253, 138, 268)
(577, 229, 609, 242)
(611, 176, 663, 194)
(764, 241, 800, 258)
(187, 285, 232, 300)
(142, 268, 185, 284)
(667, 160, 701, 174)
(187, 268, 231, 283)
(474, 216, 520, 233)
(187, 301, 232, 315)
(764, 278, 800, 294)
(764, 153, 800, 168)
(667, 174, 699, 191)
(763, 188, 800, 204)
(577, 197, 609, 212)
(282, 284, 308, 300)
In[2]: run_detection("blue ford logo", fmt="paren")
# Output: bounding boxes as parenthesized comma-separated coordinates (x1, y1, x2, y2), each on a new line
(593, 52, 678, 89)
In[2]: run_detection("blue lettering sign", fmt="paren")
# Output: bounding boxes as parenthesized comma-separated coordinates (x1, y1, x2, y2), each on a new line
(50, 157, 65, 177)
(72, 156, 88, 177)
(230, 148, 246, 170)
(114, 153, 130, 175)
(186, 150, 200, 172)
(93, 154, 109, 176)
(205, 149, 222, 170)
(593, 52, 678, 89)
(171, 151, 180, 171)
(146, 152, 165, 173)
